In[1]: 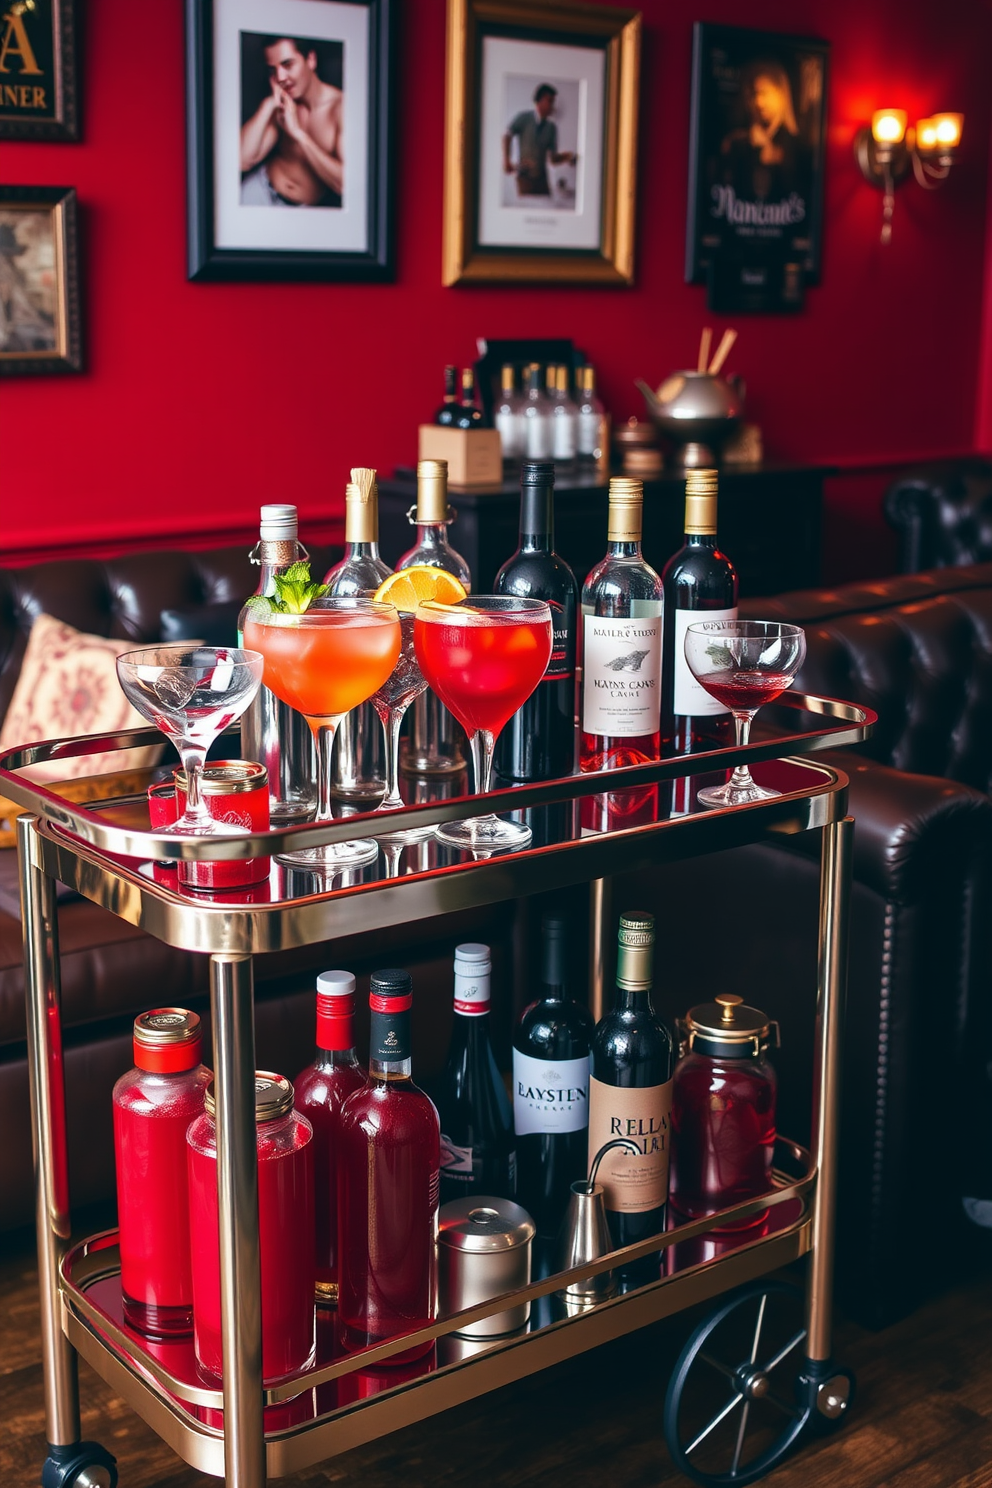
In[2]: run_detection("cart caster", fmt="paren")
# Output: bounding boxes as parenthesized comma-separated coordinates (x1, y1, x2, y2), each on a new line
(797, 1357, 855, 1436)
(41, 1442, 118, 1488)
(664, 1280, 814, 1485)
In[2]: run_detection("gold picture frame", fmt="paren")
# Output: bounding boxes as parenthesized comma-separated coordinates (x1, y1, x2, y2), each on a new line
(442, 0, 641, 286)
(0, 185, 82, 376)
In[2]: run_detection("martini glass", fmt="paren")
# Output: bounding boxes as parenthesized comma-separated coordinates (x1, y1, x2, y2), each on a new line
(369, 612, 433, 842)
(414, 597, 552, 851)
(684, 620, 807, 808)
(116, 646, 263, 836)
(243, 597, 400, 868)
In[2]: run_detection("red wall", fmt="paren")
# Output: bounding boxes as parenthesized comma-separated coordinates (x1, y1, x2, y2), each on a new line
(3, 0, 990, 580)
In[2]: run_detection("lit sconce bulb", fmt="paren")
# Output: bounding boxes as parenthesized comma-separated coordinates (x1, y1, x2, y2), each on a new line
(871, 109, 907, 146)
(915, 117, 938, 151)
(933, 113, 963, 150)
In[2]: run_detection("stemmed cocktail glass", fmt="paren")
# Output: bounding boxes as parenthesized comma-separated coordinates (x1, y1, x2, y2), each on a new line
(243, 597, 401, 869)
(683, 620, 807, 808)
(369, 613, 433, 841)
(414, 597, 552, 851)
(116, 645, 264, 836)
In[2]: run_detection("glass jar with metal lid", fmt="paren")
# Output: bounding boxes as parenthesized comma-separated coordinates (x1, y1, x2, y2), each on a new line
(186, 1071, 315, 1382)
(669, 994, 779, 1230)
(438, 1196, 536, 1337)
(149, 759, 270, 891)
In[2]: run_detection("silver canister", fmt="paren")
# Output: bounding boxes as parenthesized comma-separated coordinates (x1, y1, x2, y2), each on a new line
(438, 1198, 535, 1338)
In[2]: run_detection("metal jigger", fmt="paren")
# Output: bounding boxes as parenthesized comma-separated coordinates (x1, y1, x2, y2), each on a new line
(555, 1139, 641, 1314)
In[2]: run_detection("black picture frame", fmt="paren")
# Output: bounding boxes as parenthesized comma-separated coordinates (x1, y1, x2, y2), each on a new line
(685, 23, 828, 310)
(0, 185, 82, 376)
(0, 0, 79, 141)
(186, 0, 395, 283)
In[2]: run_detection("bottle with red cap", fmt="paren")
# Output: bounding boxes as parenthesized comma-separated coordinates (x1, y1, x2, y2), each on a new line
(112, 1008, 212, 1337)
(294, 970, 367, 1305)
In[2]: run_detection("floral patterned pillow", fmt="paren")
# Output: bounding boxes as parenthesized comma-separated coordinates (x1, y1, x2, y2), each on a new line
(0, 612, 162, 783)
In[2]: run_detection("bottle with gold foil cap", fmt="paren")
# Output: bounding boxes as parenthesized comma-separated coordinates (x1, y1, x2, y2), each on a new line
(494, 363, 525, 462)
(660, 466, 738, 757)
(397, 460, 472, 775)
(576, 364, 608, 467)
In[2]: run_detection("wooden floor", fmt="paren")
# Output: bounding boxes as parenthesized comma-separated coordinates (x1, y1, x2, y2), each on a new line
(4, 1231, 992, 1488)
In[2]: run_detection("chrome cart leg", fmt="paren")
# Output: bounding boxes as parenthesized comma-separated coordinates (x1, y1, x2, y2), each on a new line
(589, 876, 612, 1023)
(19, 816, 119, 1488)
(210, 954, 266, 1488)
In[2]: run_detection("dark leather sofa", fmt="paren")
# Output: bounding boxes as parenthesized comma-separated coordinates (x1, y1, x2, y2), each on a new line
(3, 546, 991, 1333)
(885, 457, 992, 572)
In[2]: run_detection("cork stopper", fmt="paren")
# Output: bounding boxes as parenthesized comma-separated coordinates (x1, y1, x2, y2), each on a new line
(345, 467, 378, 543)
(416, 459, 449, 523)
(607, 477, 644, 542)
(684, 467, 718, 535)
(577, 365, 595, 392)
(616, 911, 655, 991)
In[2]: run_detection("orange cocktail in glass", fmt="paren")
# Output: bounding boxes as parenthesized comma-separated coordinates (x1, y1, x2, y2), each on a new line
(243, 598, 400, 869)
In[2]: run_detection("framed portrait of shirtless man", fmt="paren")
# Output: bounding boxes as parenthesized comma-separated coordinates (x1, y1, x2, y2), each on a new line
(186, 0, 394, 281)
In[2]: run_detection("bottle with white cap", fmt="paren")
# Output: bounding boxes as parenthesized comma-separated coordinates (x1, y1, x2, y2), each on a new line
(433, 943, 516, 1208)
(294, 970, 367, 1305)
(238, 504, 318, 824)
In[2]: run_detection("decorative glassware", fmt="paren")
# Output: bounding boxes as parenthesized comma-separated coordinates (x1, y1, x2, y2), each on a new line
(414, 597, 552, 852)
(683, 620, 807, 808)
(242, 597, 400, 869)
(116, 645, 263, 836)
(369, 612, 432, 841)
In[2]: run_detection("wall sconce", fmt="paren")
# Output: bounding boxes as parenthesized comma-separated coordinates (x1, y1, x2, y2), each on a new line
(854, 109, 964, 243)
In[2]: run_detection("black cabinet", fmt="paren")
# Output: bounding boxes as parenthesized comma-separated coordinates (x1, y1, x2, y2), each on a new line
(379, 465, 825, 597)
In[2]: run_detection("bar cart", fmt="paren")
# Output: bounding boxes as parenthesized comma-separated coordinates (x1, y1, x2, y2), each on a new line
(2, 690, 873, 1488)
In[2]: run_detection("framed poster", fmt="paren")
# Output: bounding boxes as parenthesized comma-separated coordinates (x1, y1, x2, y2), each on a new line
(685, 24, 828, 309)
(186, 0, 395, 281)
(0, 185, 82, 376)
(443, 0, 641, 287)
(0, 0, 78, 141)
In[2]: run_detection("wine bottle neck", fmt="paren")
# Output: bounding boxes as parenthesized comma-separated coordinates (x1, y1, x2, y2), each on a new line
(613, 987, 655, 1013)
(370, 1057, 413, 1082)
(345, 540, 381, 560)
(683, 532, 717, 549)
(607, 539, 643, 558)
(314, 1045, 360, 1070)
(519, 482, 554, 548)
(256, 539, 303, 595)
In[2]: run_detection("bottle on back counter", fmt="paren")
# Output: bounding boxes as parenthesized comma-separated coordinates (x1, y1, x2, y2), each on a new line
(513, 913, 593, 1237)
(494, 461, 577, 784)
(550, 366, 578, 465)
(433, 943, 516, 1208)
(588, 912, 674, 1283)
(522, 363, 554, 460)
(456, 367, 484, 429)
(398, 459, 471, 776)
(239, 504, 317, 824)
(661, 468, 739, 753)
(494, 363, 525, 463)
(324, 469, 390, 799)
(435, 364, 459, 426)
(576, 365, 608, 466)
(113, 1009, 212, 1338)
(294, 971, 367, 1305)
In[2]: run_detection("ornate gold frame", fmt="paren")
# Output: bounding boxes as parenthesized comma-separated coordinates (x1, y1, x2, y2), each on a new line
(442, 0, 641, 286)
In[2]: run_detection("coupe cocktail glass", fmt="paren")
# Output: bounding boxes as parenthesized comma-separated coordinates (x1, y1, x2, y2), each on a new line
(414, 597, 552, 850)
(370, 613, 432, 841)
(116, 646, 263, 836)
(243, 597, 401, 868)
(683, 620, 807, 808)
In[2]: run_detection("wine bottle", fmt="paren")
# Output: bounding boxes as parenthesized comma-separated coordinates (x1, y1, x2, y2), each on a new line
(435, 364, 458, 426)
(588, 912, 673, 1282)
(494, 362, 525, 463)
(293, 970, 367, 1305)
(576, 365, 607, 464)
(398, 459, 472, 775)
(323, 469, 390, 798)
(238, 505, 317, 823)
(433, 943, 516, 1206)
(513, 914, 593, 1237)
(522, 363, 553, 459)
(455, 367, 484, 429)
(338, 969, 440, 1360)
(493, 461, 577, 783)
(661, 468, 739, 752)
(579, 477, 663, 773)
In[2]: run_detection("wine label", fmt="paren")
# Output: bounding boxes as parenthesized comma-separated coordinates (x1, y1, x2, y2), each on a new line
(671, 606, 739, 716)
(453, 966, 490, 1016)
(587, 1077, 673, 1214)
(512, 1050, 590, 1136)
(545, 600, 574, 680)
(582, 610, 662, 737)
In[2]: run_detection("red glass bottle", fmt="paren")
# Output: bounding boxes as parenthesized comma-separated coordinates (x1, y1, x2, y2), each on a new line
(670, 994, 778, 1231)
(112, 1008, 211, 1338)
(186, 1072, 316, 1382)
(294, 970, 367, 1305)
(338, 969, 440, 1361)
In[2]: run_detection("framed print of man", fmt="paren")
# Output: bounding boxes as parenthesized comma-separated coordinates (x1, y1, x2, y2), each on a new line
(240, 33, 344, 208)
(502, 82, 577, 202)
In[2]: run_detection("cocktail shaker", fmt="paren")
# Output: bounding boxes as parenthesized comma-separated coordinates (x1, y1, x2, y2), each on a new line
(438, 1197, 535, 1337)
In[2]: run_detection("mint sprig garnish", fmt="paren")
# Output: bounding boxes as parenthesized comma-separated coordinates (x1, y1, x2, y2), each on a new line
(244, 561, 329, 616)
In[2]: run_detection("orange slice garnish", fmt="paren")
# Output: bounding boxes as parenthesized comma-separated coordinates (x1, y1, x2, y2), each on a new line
(373, 566, 468, 613)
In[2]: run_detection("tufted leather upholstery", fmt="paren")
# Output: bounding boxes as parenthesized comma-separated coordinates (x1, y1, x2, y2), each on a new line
(884, 458, 992, 574)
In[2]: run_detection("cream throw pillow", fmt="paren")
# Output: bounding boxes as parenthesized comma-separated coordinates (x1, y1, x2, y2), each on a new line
(0, 612, 163, 783)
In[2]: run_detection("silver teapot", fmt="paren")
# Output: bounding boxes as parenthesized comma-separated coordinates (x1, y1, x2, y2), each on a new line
(637, 371, 746, 469)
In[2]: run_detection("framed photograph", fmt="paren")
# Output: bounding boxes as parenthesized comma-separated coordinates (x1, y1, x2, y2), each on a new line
(685, 24, 828, 308)
(186, 0, 395, 282)
(443, 0, 641, 287)
(0, 0, 78, 141)
(0, 186, 81, 376)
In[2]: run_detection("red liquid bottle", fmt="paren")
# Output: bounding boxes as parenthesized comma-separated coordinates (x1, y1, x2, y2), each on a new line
(338, 969, 440, 1362)
(294, 970, 367, 1306)
(112, 1008, 211, 1338)
(186, 1072, 316, 1382)
(670, 994, 778, 1231)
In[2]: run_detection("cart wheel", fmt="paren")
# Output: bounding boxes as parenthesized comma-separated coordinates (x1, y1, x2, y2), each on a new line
(664, 1280, 813, 1485)
(41, 1441, 118, 1488)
